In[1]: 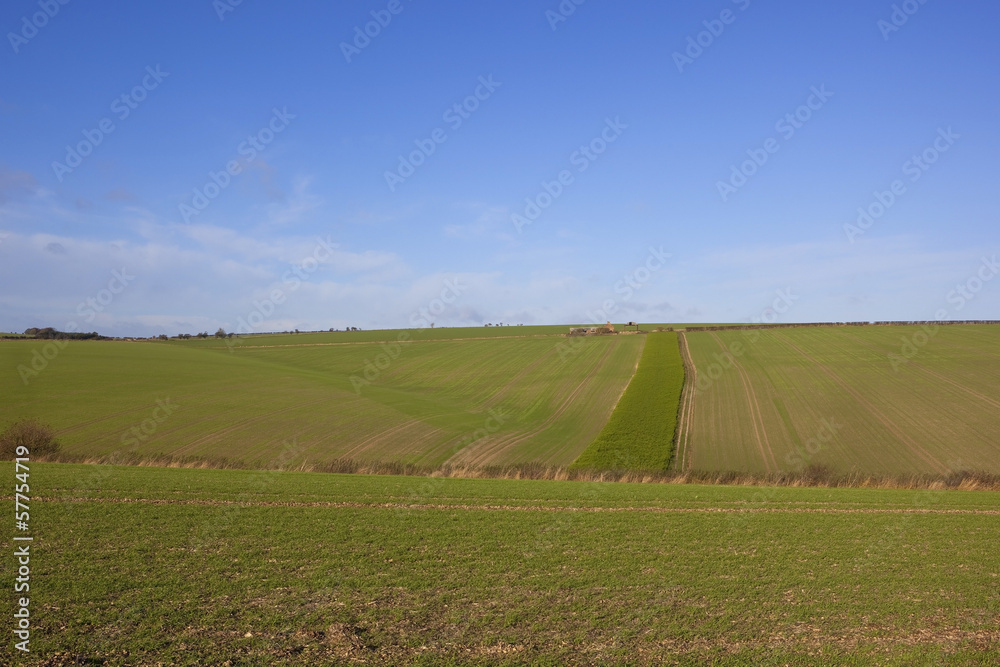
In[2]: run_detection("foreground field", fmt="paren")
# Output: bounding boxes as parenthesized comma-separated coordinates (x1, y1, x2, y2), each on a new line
(7, 463, 1000, 665)
(683, 325, 1000, 476)
(0, 332, 643, 468)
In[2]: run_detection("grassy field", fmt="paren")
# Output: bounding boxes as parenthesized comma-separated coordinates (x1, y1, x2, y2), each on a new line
(571, 332, 684, 472)
(6, 462, 999, 665)
(6, 322, 1000, 479)
(0, 331, 643, 469)
(683, 325, 1000, 476)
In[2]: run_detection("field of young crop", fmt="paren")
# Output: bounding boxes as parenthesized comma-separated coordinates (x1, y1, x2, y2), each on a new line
(571, 332, 684, 472)
(0, 331, 643, 469)
(8, 462, 1000, 665)
(682, 325, 1000, 476)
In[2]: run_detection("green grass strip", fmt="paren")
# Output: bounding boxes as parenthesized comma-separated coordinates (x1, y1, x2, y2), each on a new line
(570, 332, 684, 472)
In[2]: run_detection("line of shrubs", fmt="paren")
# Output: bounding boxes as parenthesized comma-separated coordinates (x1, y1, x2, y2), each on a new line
(0, 328, 108, 341)
(16, 440, 1000, 491)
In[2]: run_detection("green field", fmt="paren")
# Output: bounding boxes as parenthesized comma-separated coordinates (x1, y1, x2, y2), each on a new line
(6, 323, 1000, 480)
(571, 332, 684, 472)
(682, 325, 1000, 476)
(0, 331, 644, 468)
(6, 463, 999, 665)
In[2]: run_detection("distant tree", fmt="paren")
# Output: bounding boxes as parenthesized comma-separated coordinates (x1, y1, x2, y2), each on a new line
(214, 328, 226, 338)
(158, 334, 168, 341)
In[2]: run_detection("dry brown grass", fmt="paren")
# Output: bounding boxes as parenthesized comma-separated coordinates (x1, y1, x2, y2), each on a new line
(36, 451, 1000, 491)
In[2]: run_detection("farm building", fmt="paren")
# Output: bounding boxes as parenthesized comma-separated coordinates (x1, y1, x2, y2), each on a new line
(568, 322, 616, 336)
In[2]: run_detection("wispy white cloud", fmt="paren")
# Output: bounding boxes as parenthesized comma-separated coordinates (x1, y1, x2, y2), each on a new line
(1, 176, 996, 337)
(444, 205, 508, 239)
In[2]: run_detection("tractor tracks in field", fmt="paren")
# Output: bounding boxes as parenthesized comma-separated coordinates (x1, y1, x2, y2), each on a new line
(708, 332, 778, 472)
(53, 404, 166, 437)
(772, 332, 951, 475)
(673, 333, 696, 471)
(446, 339, 619, 467)
(338, 419, 431, 460)
(839, 330, 1000, 412)
(31, 495, 1000, 516)
(467, 346, 556, 414)
(170, 397, 333, 457)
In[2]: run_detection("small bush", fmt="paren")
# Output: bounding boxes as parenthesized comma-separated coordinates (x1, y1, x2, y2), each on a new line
(801, 463, 836, 485)
(0, 418, 61, 459)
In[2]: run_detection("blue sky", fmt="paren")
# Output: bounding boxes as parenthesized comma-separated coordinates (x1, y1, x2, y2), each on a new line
(1, 0, 997, 336)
